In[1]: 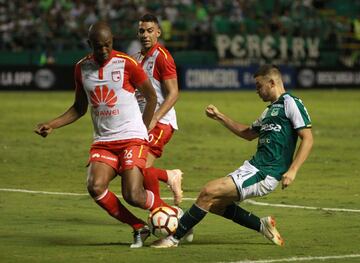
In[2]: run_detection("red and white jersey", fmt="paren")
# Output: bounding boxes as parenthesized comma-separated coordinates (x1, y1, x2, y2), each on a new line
(75, 50, 149, 142)
(134, 43, 178, 130)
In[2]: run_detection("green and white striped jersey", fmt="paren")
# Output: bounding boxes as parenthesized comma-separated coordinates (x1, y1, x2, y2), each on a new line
(249, 92, 312, 180)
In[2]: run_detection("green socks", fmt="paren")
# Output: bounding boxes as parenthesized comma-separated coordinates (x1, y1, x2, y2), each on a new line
(173, 203, 260, 240)
(222, 203, 261, 231)
(174, 204, 207, 240)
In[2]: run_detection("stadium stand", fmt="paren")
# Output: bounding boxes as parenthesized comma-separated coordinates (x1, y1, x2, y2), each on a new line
(0, 0, 359, 66)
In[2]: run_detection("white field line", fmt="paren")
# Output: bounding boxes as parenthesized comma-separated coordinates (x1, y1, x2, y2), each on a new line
(0, 188, 88, 196)
(219, 254, 360, 263)
(1, 188, 360, 213)
(245, 199, 360, 213)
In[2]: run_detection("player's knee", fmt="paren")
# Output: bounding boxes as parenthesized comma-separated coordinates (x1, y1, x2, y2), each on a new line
(122, 188, 144, 207)
(122, 191, 135, 205)
(87, 176, 108, 198)
(198, 183, 218, 204)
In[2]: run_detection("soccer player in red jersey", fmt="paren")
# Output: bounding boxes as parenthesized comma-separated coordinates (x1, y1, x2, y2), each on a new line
(35, 21, 175, 248)
(133, 14, 183, 206)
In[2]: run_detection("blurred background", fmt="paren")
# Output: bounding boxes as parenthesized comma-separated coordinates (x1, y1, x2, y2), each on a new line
(1, 0, 360, 90)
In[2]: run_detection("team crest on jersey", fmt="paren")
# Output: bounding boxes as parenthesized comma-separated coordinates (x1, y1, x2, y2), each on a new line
(112, 70, 121, 82)
(146, 61, 154, 73)
(271, 108, 279, 116)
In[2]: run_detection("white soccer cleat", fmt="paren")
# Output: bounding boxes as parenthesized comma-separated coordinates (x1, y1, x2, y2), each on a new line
(260, 216, 284, 246)
(151, 235, 179, 248)
(130, 225, 151, 248)
(183, 228, 194, 243)
(167, 169, 183, 206)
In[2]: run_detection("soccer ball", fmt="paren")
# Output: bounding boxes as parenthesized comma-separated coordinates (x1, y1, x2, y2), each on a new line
(148, 206, 178, 237)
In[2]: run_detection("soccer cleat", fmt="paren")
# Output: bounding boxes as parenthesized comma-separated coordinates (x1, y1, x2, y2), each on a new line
(130, 225, 151, 248)
(260, 216, 284, 246)
(183, 228, 194, 243)
(167, 169, 183, 206)
(151, 235, 179, 248)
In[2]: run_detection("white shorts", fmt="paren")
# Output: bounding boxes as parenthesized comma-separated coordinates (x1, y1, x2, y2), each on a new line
(228, 160, 279, 202)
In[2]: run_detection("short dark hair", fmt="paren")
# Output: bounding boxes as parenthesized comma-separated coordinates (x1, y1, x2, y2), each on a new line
(253, 64, 281, 78)
(139, 13, 159, 25)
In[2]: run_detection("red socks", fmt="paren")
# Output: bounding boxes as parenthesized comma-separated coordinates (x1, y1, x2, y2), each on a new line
(95, 189, 144, 230)
(95, 168, 177, 228)
(143, 168, 177, 214)
(144, 167, 168, 182)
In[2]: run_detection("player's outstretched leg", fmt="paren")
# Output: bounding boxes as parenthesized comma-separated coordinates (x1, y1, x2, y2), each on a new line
(260, 216, 284, 246)
(222, 203, 284, 246)
(167, 169, 183, 205)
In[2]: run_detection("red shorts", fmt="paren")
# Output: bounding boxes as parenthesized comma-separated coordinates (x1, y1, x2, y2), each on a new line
(88, 139, 149, 174)
(148, 122, 174, 158)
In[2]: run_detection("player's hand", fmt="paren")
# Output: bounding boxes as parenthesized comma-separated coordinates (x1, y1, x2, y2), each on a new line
(281, 170, 297, 189)
(205, 104, 220, 120)
(34, 123, 53, 138)
(148, 119, 157, 132)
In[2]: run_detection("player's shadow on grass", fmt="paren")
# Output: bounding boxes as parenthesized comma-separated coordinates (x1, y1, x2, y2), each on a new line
(183, 240, 272, 246)
(84, 241, 131, 247)
(43, 236, 132, 247)
(38, 234, 273, 248)
(34, 230, 273, 247)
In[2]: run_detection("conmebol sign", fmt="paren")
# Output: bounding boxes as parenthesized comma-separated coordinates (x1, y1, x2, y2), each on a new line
(180, 66, 295, 90)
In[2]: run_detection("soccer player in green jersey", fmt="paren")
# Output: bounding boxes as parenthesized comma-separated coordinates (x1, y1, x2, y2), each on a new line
(151, 64, 314, 248)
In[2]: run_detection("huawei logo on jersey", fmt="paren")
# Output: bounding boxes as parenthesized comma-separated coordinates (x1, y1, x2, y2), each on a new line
(90, 85, 117, 108)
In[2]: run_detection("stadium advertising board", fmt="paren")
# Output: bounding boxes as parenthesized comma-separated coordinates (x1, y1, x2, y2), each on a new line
(216, 34, 320, 66)
(297, 68, 360, 88)
(180, 65, 296, 90)
(0, 66, 73, 90)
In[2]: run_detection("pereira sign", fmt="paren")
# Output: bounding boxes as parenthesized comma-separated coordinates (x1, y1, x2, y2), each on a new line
(216, 34, 320, 64)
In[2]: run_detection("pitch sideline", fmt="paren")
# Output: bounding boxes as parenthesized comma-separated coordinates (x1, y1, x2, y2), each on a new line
(218, 254, 360, 263)
(1, 187, 359, 213)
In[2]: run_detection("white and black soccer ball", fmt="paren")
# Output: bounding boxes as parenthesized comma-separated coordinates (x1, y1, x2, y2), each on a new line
(148, 206, 178, 237)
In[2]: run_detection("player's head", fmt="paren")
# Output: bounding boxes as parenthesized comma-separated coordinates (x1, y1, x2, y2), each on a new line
(253, 65, 284, 102)
(138, 13, 161, 51)
(88, 21, 113, 64)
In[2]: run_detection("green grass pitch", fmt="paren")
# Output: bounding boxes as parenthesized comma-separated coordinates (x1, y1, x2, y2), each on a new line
(0, 90, 360, 263)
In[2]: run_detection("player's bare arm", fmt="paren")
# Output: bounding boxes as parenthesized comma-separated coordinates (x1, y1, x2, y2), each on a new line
(152, 78, 179, 124)
(205, 104, 258, 141)
(282, 128, 313, 189)
(34, 88, 88, 137)
(136, 78, 157, 129)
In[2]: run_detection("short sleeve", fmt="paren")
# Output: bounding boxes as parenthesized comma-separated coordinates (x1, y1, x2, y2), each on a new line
(156, 52, 177, 80)
(126, 59, 148, 87)
(284, 96, 312, 130)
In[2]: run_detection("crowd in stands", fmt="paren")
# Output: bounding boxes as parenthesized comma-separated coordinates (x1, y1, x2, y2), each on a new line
(0, 0, 359, 65)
